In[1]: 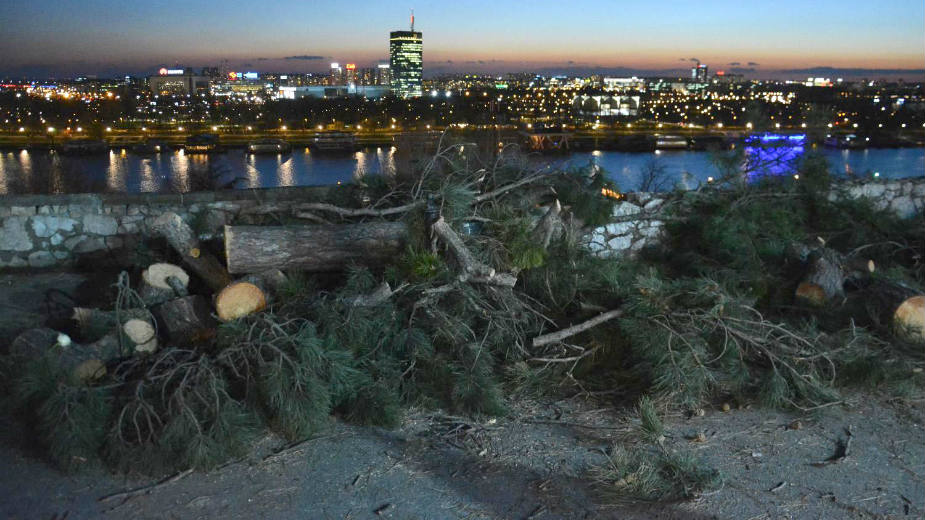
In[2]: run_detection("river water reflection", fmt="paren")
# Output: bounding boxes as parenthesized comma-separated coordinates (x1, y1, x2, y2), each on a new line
(0, 145, 922, 195)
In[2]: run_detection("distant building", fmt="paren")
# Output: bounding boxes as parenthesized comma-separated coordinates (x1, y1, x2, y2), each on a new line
(692, 64, 708, 83)
(572, 95, 640, 117)
(376, 63, 392, 86)
(604, 77, 646, 91)
(148, 68, 210, 95)
(390, 13, 423, 98)
(277, 85, 390, 100)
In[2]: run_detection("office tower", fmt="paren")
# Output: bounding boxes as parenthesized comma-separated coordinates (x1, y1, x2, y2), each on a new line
(389, 11, 423, 98)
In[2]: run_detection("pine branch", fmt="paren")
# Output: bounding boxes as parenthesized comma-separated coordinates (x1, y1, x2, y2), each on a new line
(532, 309, 623, 348)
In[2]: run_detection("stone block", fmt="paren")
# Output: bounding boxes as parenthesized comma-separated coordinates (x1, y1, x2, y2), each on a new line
(71, 237, 107, 254)
(31, 215, 78, 238)
(27, 251, 56, 268)
(82, 214, 119, 235)
(0, 217, 33, 252)
(10, 206, 36, 216)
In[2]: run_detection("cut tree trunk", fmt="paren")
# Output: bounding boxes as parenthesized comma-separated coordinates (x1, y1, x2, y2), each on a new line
(153, 295, 217, 345)
(122, 319, 158, 354)
(861, 279, 925, 343)
(223, 222, 407, 273)
(10, 328, 122, 383)
(791, 242, 874, 306)
(152, 212, 231, 292)
(139, 263, 189, 306)
(71, 307, 151, 341)
(213, 269, 288, 321)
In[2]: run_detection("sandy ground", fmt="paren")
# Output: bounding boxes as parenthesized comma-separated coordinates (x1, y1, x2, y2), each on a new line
(1, 271, 922, 520)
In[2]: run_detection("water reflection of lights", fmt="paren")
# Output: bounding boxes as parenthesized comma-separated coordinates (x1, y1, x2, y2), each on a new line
(108, 150, 127, 192)
(278, 155, 294, 187)
(245, 155, 259, 188)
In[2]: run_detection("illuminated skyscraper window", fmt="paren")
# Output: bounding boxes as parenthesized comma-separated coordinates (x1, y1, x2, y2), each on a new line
(389, 13, 422, 98)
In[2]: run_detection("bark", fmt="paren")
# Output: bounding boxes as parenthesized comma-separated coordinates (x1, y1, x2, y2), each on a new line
(431, 217, 517, 287)
(532, 309, 623, 348)
(860, 279, 924, 343)
(9, 327, 122, 382)
(790, 242, 873, 306)
(223, 222, 407, 273)
(71, 307, 151, 341)
(122, 319, 158, 354)
(153, 295, 217, 345)
(139, 263, 189, 306)
(531, 200, 564, 249)
(152, 212, 231, 292)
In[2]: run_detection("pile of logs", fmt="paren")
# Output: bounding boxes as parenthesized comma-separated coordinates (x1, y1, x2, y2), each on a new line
(10, 203, 923, 385)
(791, 239, 924, 343)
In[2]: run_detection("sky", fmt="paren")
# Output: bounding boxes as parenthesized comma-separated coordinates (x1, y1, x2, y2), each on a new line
(0, 0, 923, 78)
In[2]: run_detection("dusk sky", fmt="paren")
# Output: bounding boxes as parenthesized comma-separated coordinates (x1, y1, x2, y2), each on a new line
(1, 0, 923, 78)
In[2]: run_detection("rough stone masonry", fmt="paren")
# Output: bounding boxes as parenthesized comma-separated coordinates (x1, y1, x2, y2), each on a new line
(0, 179, 922, 269)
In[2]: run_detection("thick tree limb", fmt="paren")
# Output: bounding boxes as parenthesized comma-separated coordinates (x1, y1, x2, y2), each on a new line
(474, 172, 548, 203)
(431, 217, 517, 287)
(295, 201, 423, 218)
(532, 309, 623, 348)
(152, 212, 231, 292)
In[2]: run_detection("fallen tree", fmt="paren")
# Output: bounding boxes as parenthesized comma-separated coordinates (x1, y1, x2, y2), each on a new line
(224, 222, 408, 273)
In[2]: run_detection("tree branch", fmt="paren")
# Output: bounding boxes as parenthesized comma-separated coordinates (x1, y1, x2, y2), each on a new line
(532, 309, 623, 348)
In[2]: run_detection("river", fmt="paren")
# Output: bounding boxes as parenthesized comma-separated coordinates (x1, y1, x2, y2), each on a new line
(0, 145, 922, 195)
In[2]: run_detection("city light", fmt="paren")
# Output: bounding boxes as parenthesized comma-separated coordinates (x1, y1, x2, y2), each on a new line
(47, 127, 54, 133)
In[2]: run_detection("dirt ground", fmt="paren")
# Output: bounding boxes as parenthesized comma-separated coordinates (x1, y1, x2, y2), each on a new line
(1, 272, 923, 520)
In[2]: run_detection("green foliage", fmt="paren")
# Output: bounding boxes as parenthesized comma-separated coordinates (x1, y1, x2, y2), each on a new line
(551, 166, 617, 227)
(597, 444, 721, 502)
(637, 395, 664, 442)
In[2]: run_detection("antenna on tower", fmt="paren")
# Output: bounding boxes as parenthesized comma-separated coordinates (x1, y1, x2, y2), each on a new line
(410, 8, 415, 32)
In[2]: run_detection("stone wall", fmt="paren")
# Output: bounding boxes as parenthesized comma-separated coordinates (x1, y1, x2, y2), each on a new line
(0, 178, 922, 269)
(589, 177, 924, 258)
(0, 187, 330, 269)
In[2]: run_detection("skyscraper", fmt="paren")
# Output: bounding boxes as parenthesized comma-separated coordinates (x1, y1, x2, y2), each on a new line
(389, 12, 422, 98)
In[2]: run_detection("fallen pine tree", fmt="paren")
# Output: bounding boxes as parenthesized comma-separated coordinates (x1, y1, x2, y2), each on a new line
(1, 137, 922, 475)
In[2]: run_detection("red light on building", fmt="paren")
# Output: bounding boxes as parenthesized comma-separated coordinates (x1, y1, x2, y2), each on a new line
(716, 70, 725, 76)
(159, 68, 169, 75)
(228, 71, 238, 80)
(346, 63, 356, 70)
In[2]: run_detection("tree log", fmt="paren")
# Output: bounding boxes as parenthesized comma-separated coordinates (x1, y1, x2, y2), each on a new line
(223, 222, 407, 273)
(859, 279, 925, 343)
(431, 217, 517, 287)
(213, 270, 288, 321)
(71, 307, 151, 341)
(10, 328, 121, 383)
(139, 263, 189, 306)
(122, 319, 158, 354)
(153, 295, 217, 345)
(152, 212, 231, 292)
(791, 242, 873, 306)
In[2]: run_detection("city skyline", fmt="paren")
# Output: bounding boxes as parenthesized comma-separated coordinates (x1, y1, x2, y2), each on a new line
(0, 0, 923, 79)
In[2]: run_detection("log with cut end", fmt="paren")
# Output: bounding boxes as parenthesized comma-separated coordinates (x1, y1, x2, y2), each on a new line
(224, 222, 407, 273)
(71, 307, 150, 341)
(894, 295, 925, 343)
(10, 328, 122, 383)
(215, 282, 266, 321)
(859, 279, 925, 343)
(139, 263, 189, 305)
(213, 269, 288, 321)
(153, 295, 217, 345)
(152, 212, 231, 291)
(122, 319, 158, 354)
(791, 243, 874, 306)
